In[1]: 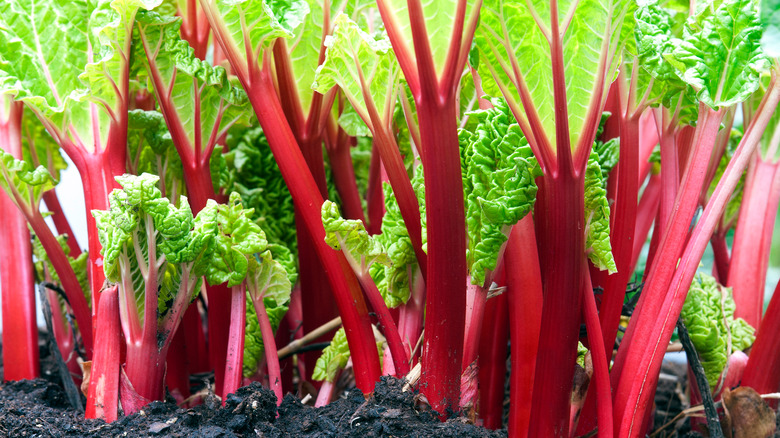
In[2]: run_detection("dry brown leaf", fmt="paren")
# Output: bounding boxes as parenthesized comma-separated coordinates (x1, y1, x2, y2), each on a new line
(722, 387, 776, 438)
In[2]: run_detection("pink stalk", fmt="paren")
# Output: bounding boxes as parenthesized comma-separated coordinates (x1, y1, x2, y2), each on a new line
(631, 173, 661, 273)
(710, 231, 731, 283)
(42, 190, 82, 256)
(365, 142, 384, 235)
(397, 267, 425, 362)
(85, 285, 121, 421)
(582, 261, 613, 438)
(477, 291, 509, 430)
(611, 104, 725, 407)
(504, 217, 543, 438)
(250, 292, 283, 405)
(0, 100, 38, 380)
(728, 151, 780, 327)
(614, 76, 780, 438)
(742, 277, 780, 396)
(462, 282, 487, 368)
(222, 284, 247, 399)
(356, 274, 410, 376)
(315, 377, 338, 407)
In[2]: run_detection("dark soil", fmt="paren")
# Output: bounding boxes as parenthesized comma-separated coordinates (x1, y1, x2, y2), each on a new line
(0, 332, 504, 437)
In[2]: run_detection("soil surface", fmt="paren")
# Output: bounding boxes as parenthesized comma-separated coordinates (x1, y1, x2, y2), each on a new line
(0, 333, 504, 437)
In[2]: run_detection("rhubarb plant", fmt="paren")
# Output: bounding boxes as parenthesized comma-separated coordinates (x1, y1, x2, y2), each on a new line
(93, 173, 217, 412)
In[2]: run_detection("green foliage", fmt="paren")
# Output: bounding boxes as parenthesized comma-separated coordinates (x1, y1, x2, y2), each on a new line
(93, 173, 218, 323)
(459, 101, 541, 286)
(312, 14, 400, 134)
(762, 0, 780, 57)
(31, 233, 89, 301)
(664, 0, 769, 109)
(127, 110, 185, 201)
(0, 150, 56, 216)
(321, 200, 390, 275)
(313, 328, 350, 382)
(584, 114, 618, 273)
(680, 272, 756, 389)
(476, 0, 635, 153)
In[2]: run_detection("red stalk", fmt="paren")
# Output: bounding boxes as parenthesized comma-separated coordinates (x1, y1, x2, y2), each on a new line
(728, 153, 780, 327)
(615, 78, 780, 437)
(596, 113, 640, 364)
(85, 285, 121, 421)
(0, 100, 38, 380)
(630, 172, 661, 273)
(417, 95, 467, 413)
(710, 230, 731, 283)
(356, 274, 410, 376)
(42, 190, 82, 256)
(581, 261, 613, 438)
(462, 283, 487, 369)
(251, 292, 283, 406)
(655, 109, 680, 234)
(240, 65, 381, 392)
(743, 278, 780, 395)
(397, 267, 425, 362)
(477, 291, 508, 430)
(505, 216, 543, 438)
(324, 121, 366, 223)
(365, 142, 384, 235)
(612, 105, 724, 426)
(222, 284, 247, 399)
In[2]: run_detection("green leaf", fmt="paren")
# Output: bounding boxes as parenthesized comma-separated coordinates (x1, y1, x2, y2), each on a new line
(206, 192, 268, 287)
(584, 149, 617, 273)
(459, 101, 540, 286)
(312, 328, 351, 382)
(223, 126, 298, 258)
(312, 14, 400, 133)
(378, 0, 475, 76)
(127, 109, 185, 201)
(370, 168, 426, 307)
(32, 232, 90, 301)
(681, 272, 756, 389)
(0, 150, 56, 216)
(321, 200, 390, 275)
(761, 0, 780, 57)
(20, 107, 68, 181)
(664, 0, 770, 109)
(476, 0, 634, 154)
(135, 12, 252, 161)
(199, 0, 309, 74)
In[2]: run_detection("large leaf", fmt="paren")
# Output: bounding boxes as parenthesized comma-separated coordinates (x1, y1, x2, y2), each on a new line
(134, 12, 252, 163)
(0, 0, 152, 153)
(664, 0, 769, 109)
(476, 0, 634, 155)
(378, 0, 475, 76)
(762, 0, 780, 57)
(312, 14, 400, 133)
(199, 0, 309, 76)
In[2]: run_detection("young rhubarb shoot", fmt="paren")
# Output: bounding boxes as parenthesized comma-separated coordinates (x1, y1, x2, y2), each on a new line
(94, 173, 217, 412)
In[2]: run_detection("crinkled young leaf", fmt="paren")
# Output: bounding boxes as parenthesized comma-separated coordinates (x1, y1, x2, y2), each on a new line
(681, 272, 755, 389)
(313, 327, 350, 382)
(584, 150, 617, 273)
(312, 14, 400, 133)
(134, 12, 252, 163)
(206, 192, 268, 287)
(223, 126, 298, 257)
(476, 0, 634, 154)
(0, 150, 57, 216)
(127, 109, 185, 200)
(321, 200, 390, 275)
(369, 167, 426, 307)
(459, 101, 540, 286)
(664, 0, 769, 109)
(94, 173, 218, 322)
